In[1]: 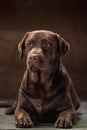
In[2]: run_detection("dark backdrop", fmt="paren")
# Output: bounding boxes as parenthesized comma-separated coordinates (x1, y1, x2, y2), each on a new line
(0, 0, 87, 99)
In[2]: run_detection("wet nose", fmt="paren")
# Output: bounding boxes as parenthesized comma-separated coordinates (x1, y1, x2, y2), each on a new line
(29, 54, 39, 62)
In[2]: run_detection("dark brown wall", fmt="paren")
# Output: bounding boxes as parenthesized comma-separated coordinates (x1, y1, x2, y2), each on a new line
(0, 0, 87, 99)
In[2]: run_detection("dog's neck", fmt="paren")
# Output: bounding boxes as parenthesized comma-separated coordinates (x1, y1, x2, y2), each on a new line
(28, 61, 61, 91)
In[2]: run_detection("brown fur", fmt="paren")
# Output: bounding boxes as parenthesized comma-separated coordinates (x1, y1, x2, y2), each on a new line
(6, 30, 80, 128)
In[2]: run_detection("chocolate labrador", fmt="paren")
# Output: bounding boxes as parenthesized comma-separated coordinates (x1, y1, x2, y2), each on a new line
(6, 30, 80, 128)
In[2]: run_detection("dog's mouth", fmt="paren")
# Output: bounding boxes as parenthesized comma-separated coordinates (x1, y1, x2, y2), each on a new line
(29, 64, 40, 72)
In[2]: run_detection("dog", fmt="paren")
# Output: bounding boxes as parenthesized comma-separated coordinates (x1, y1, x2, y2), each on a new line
(5, 30, 80, 128)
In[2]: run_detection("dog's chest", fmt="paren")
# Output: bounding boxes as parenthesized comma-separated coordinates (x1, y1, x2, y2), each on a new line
(28, 82, 53, 98)
(26, 83, 56, 113)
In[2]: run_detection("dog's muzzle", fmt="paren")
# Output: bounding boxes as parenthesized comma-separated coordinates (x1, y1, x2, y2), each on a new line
(26, 48, 45, 71)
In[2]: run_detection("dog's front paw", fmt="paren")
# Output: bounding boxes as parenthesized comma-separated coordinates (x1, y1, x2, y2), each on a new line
(5, 107, 14, 115)
(54, 116, 72, 128)
(15, 117, 33, 128)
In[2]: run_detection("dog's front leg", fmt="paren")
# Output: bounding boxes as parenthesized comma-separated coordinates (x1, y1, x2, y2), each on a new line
(54, 108, 75, 128)
(15, 106, 33, 128)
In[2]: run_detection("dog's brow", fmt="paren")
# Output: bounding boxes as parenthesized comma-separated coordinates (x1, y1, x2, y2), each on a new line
(42, 38, 48, 42)
(42, 38, 53, 44)
(26, 39, 35, 44)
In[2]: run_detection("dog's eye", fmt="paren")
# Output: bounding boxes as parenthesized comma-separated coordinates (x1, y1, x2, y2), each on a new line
(44, 42, 51, 49)
(46, 42, 51, 47)
(42, 39, 52, 51)
(27, 42, 33, 48)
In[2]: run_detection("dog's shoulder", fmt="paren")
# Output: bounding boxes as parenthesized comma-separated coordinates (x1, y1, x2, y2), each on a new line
(59, 63, 70, 84)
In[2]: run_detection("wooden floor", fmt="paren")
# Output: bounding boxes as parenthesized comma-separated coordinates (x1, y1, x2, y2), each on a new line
(0, 102, 87, 130)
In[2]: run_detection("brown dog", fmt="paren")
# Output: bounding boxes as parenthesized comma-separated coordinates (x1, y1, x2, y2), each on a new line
(6, 30, 80, 128)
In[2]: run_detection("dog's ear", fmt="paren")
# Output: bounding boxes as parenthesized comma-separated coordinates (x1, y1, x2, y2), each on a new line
(18, 32, 29, 59)
(56, 34, 70, 56)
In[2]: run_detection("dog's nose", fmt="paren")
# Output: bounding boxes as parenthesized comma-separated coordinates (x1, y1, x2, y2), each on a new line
(29, 54, 39, 62)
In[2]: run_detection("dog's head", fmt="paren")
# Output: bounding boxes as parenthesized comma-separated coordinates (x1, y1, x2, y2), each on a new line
(18, 30, 70, 72)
